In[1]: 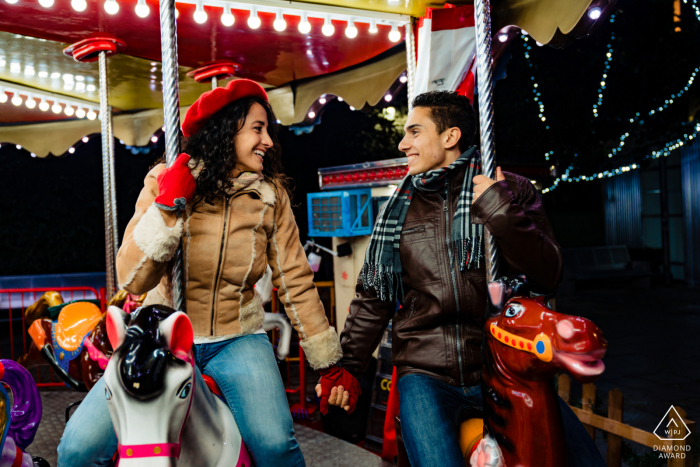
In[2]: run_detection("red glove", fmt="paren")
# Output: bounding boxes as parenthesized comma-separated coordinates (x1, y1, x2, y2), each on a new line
(318, 366, 361, 415)
(154, 153, 197, 211)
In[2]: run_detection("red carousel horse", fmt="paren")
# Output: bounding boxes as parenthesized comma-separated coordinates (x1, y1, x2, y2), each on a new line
(470, 276, 607, 467)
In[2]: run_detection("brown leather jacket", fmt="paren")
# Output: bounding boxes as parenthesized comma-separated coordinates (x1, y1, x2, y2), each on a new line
(339, 168, 562, 387)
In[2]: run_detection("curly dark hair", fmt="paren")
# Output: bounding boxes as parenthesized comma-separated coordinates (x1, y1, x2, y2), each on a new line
(179, 96, 291, 207)
(412, 91, 476, 153)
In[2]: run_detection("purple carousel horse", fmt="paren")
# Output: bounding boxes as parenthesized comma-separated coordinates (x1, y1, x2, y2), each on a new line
(0, 360, 48, 467)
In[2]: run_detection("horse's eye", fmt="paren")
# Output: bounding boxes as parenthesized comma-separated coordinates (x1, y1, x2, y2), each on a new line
(105, 385, 113, 401)
(179, 382, 192, 399)
(504, 304, 523, 318)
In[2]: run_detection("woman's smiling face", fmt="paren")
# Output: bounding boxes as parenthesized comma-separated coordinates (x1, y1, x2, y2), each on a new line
(233, 102, 273, 174)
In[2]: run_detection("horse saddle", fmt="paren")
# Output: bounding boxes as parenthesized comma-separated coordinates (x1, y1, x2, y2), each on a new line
(50, 301, 103, 373)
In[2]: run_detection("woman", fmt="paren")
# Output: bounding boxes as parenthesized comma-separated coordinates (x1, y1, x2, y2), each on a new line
(57, 79, 347, 467)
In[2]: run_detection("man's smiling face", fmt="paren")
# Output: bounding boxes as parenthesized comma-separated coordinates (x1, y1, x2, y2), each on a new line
(398, 106, 450, 176)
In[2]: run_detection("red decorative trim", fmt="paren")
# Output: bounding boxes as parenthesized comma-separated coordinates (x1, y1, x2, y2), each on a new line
(63, 33, 126, 63)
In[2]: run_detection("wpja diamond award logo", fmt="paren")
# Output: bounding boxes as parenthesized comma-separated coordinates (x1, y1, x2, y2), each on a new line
(653, 406, 691, 460)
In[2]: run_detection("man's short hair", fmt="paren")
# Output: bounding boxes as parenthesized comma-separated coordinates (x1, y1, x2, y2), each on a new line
(412, 91, 476, 153)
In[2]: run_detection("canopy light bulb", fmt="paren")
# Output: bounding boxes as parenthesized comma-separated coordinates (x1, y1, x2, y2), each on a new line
(82, 136, 89, 142)
(77, 108, 86, 118)
(39, 98, 49, 111)
(65, 105, 74, 116)
(298, 13, 311, 33)
(345, 18, 357, 38)
(399, 75, 407, 83)
(194, 1, 207, 23)
(52, 102, 62, 113)
(274, 11, 286, 31)
(588, 7, 602, 20)
(498, 33, 508, 42)
(87, 109, 97, 120)
(221, 6, 234, 26)
(319, 97, 327, 104)
(12, 94, 22, 106)
(5, 0, 19, 4)
(248, 8, 261, 29)
(322, 16, 334, 36)
(104, 0, 119, 14)
(384, 94, 392, 102)
(308, 111, 316, 119)
(71, 0, 86, 10)
(389, 23, 401, 42)
(369, 19, 378, 33)
(135, 0, 149, 18)
(25, 96, 36, 109)
(39, 0, 54, 7)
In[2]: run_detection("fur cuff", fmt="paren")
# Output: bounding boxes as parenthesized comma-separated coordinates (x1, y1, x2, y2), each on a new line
(300, 327, 343, 370)
(239, 294, 265, 335)
(133, 203, 184, 262)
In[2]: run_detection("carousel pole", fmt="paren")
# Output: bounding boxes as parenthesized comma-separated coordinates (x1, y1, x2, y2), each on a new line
(98, 51, 120, 298)
(211, 76, 218, 89)
(474, 0, 500, 283)
(159, 0, 186, 311)
(404, 19, 417, 109)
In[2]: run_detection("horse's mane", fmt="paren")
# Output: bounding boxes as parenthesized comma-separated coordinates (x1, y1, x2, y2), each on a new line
(117, 305, 186, 400)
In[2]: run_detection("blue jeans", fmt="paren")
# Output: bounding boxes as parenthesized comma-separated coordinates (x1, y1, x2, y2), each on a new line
(397, 374, 606, 467)
(57, 333, 305, 467)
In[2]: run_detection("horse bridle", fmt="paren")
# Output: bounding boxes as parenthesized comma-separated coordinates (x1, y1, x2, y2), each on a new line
(117, 352, 195, 460)
(489, 322, 553, 362)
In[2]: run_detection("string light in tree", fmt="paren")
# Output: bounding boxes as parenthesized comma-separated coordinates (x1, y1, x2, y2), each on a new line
(683, 0, 700, 21)
(522, 35, 549, 130)
(542, 123, 700, 194)
(592, 14, 616, 118)
(625, 67, 698, 124)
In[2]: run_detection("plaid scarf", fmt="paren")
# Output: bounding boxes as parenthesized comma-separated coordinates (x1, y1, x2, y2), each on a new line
(361, 147, 483, 302)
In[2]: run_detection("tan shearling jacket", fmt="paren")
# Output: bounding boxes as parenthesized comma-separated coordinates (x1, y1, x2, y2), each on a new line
(116, 163, 342, 370)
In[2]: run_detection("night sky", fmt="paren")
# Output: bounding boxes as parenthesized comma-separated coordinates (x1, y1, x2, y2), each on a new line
(1, 0, 698, 276)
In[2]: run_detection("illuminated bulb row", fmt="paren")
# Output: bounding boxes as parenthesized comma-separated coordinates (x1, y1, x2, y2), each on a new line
(522, 36, 549, 130)
(0, 87, 97, 119)
(592, 14, 616, 117)
(625, 68, 697, 124)
(542, 123, 700, 194)
(49, 0, 403, 41)
(684, 0, 700, 21)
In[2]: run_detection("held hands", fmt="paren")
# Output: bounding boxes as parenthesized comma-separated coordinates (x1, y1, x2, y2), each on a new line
(155, 153, 197, 212)
(314, 366, 361, 415)
(472, 167, 505, 202)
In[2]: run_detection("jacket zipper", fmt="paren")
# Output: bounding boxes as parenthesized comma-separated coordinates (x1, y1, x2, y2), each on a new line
(444, 191, 465, 386)
(406, 296, 417, 320)
(210, 195, 231, 335)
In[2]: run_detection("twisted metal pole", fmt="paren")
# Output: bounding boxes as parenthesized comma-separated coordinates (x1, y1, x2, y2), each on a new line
(159, 0, 185, 311)
(474, 0, 500, 283)
(99, 51, 118, 298)
(404, 19, 417, 109)
(211, 76, 218, 89)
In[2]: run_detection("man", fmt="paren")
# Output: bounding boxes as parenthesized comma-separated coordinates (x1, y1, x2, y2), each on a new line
(317, 91, 603, 466)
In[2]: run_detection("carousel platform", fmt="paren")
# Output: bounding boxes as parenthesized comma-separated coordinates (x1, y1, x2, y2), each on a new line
(29, 388, 387, 467)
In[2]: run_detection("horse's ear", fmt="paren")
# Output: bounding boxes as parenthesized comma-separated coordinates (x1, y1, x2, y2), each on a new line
(488, 281, 507, 312)
(106, 306, 128, 350)
(159, 312, 193, 359)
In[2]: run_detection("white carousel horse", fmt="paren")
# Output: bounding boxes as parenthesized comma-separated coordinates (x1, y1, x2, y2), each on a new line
(104, 304, 292, 466)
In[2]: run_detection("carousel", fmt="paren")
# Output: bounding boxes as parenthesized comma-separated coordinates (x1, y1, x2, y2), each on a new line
(0, 0, 666, 465)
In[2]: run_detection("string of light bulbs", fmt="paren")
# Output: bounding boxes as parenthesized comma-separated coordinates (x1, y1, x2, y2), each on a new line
(521, 35, 550, 130)
(541, 122, 700, 194)
(592, 13, 616, 118)
(0, 84, 99, 119)
(625, 67, 697, 124)
(684, 0, 700, 21)
(8, 0, 408, 42)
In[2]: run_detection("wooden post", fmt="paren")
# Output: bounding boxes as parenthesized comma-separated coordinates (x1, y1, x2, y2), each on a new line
(582, 383, 597, 440)
(558, 374, 571, 403)
(607, 389, 624, 467)
(669, 407, 696, 467)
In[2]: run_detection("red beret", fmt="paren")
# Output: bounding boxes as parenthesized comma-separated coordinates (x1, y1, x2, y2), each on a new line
(182, 78, 268, 138)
